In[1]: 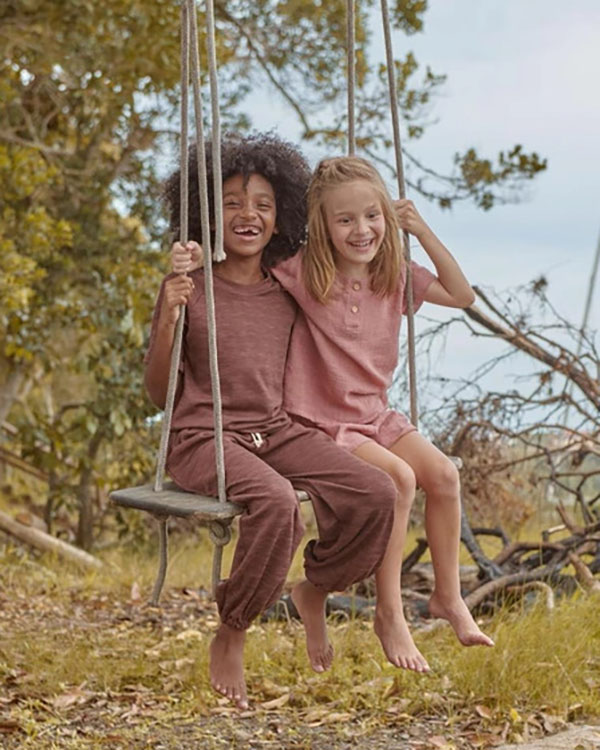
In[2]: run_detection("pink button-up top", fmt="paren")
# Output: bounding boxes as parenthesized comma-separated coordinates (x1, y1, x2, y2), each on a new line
(272, 252, 436, 427)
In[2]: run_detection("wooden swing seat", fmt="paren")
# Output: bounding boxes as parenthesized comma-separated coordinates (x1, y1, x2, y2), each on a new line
(111, 482, 243, 521)
(110, 483, 309, 605)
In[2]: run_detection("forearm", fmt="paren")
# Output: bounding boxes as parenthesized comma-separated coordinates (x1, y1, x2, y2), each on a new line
(144, 273, 193, 407)
(416, 226, 475, 307)
(144, 315, 177, 409)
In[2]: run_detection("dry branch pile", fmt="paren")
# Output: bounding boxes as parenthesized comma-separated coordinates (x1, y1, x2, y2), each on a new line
(392, 278, 600, 621)
(400, 508, 600, 619)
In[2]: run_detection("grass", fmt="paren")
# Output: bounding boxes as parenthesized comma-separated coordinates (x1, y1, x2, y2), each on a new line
(2, 535, 600, 718)
(2, 487, 600, 748)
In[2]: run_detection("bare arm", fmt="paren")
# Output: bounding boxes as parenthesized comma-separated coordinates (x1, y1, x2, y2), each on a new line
(395, 200, 475, 308)
(144, 274, 194, 408)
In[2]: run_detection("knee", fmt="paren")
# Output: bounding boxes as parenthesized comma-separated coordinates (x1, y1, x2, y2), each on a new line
(250, 475, 298, 515)
(422, 457, 461, 499)
(387, 460, 417, 508)
(268, 478, 300, 514)
(367, 468, 400, 513)
(249, 477, 305, 539)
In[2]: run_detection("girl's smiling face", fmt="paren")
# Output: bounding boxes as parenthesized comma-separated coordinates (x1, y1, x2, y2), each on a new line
(222, 173, 277, 259)
(322, 180, 386, 278)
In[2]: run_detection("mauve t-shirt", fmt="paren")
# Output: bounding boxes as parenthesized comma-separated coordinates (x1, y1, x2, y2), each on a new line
(272, 252, 436, 426)
(146, 269, 296, 434)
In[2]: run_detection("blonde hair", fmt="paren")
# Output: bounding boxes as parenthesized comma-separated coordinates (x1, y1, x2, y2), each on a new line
(303, 156, 404, 302)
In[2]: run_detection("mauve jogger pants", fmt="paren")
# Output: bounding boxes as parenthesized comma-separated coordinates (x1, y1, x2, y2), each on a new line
(168, 420, 396, 630)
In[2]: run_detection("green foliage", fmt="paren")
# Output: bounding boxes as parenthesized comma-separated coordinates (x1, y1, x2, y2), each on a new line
(0, 144, 74, 361)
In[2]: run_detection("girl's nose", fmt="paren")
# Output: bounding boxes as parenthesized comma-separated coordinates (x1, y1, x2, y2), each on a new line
(356, 218, 369, 235)
(240, 202, 257, 219)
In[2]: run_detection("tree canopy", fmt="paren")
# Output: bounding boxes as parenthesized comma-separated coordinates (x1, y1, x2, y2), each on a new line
(0, 0, 547, 547)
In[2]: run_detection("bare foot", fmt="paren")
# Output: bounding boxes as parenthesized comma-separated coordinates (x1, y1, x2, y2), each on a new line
(291, 579, 333, 673)
(209, 623, 249, 709)
(429, 592, 494, 647)
(374, 607, 430, 672)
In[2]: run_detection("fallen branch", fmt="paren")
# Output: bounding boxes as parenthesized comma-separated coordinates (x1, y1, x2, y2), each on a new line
(493, 540, 563, 568)
(402, 537, 428, 573)
(568, 551, 600, 594)
(506, 581, 555, 610)
(463, 569, 556, 611)
(0, 510, 103, 570)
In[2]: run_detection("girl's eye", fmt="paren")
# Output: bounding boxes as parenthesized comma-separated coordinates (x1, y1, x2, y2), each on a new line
(224, 201, 240, 208)
(258, 203, 273, 210)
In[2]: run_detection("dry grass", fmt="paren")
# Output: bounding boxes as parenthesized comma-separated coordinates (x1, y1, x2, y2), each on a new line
(2, 481, 600, 749)
(2, 534, 600, 719)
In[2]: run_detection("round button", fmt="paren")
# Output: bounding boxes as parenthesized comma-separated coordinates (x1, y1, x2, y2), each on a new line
(352, 282, 361, 291)
(351, 305, 359, 314)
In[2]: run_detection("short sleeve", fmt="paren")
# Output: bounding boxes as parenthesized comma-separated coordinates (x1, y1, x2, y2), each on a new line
(402, 260, 436, 315)
(270, 251, 303, 295)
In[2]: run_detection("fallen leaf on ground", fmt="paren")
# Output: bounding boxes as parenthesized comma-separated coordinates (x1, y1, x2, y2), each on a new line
(261, 693, 290, 710)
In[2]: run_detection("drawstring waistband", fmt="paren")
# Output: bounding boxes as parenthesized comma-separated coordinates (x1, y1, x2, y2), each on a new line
(250, 432, 264, 449)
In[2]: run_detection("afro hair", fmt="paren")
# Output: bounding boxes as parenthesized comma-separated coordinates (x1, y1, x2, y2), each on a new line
(163, 131, 311, 267)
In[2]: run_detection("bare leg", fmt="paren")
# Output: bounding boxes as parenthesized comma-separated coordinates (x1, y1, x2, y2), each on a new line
(391, 432, 494, 648)
(291, 579, 333, 672)
(209, 623, 249, 709)
(353, 441, 430, 672)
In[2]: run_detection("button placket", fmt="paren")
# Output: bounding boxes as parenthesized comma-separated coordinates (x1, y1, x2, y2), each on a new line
(345, 279, 362, 331)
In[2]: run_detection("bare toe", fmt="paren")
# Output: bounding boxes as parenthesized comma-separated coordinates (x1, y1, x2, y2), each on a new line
(374, 609, 429, 672)
(209, 625, 249, 709)
(429, 593, 494, 648)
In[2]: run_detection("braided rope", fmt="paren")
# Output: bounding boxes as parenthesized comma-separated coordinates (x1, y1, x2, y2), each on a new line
(154, 0, 227, 512)
(188, 0, 227, 506)
(380, 0, 418, 427)
(153, 2, 190, 492)
(346, 0, 356, 155)
(205, 0, 226, 264)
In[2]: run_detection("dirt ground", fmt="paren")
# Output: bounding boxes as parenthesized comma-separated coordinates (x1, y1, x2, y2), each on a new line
(1, 715, 598, 749)
(496, 725, 600, 749)
(1, 561, 599, 750)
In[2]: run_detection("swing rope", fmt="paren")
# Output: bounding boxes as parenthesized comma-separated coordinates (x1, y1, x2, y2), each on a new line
(346, 0, 419, 426)
(379, 0, 419, 428)
(154, 0, 227, 535)
(157, 0, 419, 499)
(153, 2, 190, 494)
(346, 0, 356, 155)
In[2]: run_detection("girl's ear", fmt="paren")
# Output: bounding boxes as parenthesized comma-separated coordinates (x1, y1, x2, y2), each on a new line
(273, 225, 279, 234)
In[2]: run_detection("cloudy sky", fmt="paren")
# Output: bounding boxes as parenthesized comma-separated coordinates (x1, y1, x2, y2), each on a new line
(245, 2, 600, 416)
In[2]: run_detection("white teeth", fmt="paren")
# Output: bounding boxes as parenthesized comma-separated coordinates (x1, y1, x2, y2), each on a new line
(234, 225, 260, 236)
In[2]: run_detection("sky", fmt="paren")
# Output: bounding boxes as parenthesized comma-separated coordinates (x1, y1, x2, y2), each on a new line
(244, 1, 599, 416)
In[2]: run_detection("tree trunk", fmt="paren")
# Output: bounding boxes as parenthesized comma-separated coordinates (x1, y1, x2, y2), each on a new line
(0, 509, 103, 569)
(0, 363, 26, 427)
(76, 431, 103, 550)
